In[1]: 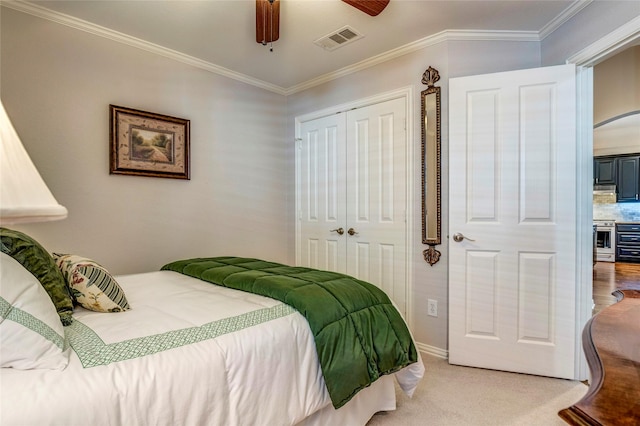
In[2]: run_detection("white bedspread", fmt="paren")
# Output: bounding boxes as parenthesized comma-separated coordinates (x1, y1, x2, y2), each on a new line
(0, 270, 423, 426)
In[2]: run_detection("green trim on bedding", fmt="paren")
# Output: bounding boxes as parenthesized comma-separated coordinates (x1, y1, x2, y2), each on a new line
(162, 257, 418, 409)
(0, 297, 66, 350)
(67, 303, 295, 367)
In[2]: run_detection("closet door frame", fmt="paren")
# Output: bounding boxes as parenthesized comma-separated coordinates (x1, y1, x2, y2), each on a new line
(294, 86, 414, 320)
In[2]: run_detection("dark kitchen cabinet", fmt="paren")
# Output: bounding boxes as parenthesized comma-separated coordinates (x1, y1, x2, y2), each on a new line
(594, 157, 616, 185)
(617, 156, 640, 202)
(594, 154, 640, 202)
(616, 223, 640, 263)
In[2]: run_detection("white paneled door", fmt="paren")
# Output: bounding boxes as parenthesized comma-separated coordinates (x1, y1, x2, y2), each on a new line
(448, 65, 578, 379)
(298, 113, 347, 273)
(298, 97, 407, 314)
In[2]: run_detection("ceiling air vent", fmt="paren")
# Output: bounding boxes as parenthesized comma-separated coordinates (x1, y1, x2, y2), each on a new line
(314, 26, 363, 51)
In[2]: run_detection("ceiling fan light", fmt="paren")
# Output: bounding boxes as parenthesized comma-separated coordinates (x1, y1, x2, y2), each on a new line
(256, 0, 280, 45)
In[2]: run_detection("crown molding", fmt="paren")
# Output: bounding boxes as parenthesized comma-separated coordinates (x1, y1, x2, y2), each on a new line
(1, 0, 289, 95)
(539, 0, 593, 41)
(5, 0, 549, 97)
(284, 29, 539, 95)
(567, 15, 640, 66)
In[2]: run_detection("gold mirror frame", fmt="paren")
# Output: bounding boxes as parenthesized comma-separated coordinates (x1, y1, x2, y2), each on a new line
(421, 66, 442, 266)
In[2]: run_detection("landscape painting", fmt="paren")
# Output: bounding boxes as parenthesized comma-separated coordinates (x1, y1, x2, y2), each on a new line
(130, 127, 174, 163)
(109, 105, 190, 179)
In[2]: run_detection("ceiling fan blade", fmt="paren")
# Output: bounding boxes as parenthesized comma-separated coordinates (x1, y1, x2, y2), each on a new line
(342, 0, 390, 16)
(256, 0, 280, 44)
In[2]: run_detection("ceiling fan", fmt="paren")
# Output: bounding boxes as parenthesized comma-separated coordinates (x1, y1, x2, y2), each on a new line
(341, 0, 390, 16)
(256, 0, 390, 50)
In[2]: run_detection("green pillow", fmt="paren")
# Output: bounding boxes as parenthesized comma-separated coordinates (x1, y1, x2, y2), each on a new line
(0, 228, 73, 325)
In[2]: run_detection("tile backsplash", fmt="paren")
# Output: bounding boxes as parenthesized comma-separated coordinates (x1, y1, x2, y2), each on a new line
(593, 202, 640, 222)
(593, 193, 616, 204)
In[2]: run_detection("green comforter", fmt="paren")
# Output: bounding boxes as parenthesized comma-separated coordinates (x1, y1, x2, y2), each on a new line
(161, 256, 418, 409)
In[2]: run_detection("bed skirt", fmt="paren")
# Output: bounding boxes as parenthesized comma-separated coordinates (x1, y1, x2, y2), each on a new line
(298, 375, 396, 426)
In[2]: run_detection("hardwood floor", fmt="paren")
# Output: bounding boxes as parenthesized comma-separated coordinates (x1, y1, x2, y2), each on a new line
(592, 261, 640, 314)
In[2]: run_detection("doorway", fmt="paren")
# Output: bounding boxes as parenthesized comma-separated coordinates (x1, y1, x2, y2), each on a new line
(568, 18, 640, 379)
(590, 45, 640, 314)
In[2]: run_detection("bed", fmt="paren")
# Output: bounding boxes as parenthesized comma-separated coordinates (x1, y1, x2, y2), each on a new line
(0, 228, 424, 426)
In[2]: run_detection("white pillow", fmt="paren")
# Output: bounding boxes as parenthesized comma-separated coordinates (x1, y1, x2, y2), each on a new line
(0, 252, 69, 369)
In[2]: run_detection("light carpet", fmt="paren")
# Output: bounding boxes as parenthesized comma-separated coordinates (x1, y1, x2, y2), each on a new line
(367, 354, 588, 426)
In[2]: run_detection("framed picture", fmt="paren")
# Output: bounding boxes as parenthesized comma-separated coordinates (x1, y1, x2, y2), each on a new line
(109, 105, 190, 179)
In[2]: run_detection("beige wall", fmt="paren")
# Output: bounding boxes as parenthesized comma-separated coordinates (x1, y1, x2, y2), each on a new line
(594, 46, 640, 124)
(593, 47, 640, 156)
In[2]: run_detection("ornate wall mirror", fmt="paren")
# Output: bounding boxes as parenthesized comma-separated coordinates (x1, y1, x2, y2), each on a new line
(421, 66, 442, 266)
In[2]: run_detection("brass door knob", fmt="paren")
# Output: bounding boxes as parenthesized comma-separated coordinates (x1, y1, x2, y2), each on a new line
(453, 232, 475, 242)
(330, 228, 344, 235)
(348, 228, 359, 236)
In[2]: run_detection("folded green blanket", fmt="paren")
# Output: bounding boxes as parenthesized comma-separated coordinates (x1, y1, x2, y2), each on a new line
(161, 256, 418, 409)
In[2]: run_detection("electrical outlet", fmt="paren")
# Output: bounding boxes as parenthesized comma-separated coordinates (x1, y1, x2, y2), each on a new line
(427, 299, 438, 317)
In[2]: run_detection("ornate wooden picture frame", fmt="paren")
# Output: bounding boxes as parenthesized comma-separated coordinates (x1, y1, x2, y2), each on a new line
(110, 105, 190, 179)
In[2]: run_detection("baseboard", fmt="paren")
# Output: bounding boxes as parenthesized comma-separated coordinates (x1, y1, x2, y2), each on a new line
(416, 341, 448, 359)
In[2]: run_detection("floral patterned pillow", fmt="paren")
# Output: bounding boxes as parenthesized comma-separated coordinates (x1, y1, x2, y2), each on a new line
(53, 254, 130, 313)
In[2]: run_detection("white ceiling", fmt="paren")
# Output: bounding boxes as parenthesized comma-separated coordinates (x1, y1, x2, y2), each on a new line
(13, 0, 584, 93)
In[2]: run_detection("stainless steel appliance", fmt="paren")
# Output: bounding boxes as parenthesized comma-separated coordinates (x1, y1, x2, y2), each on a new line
(594, 220, 616, 262)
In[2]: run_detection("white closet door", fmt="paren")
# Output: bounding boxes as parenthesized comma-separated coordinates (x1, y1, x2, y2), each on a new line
(298, 113, 347, 273)
(297, 96, 408, 314)
(345, 97, 407, 308)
